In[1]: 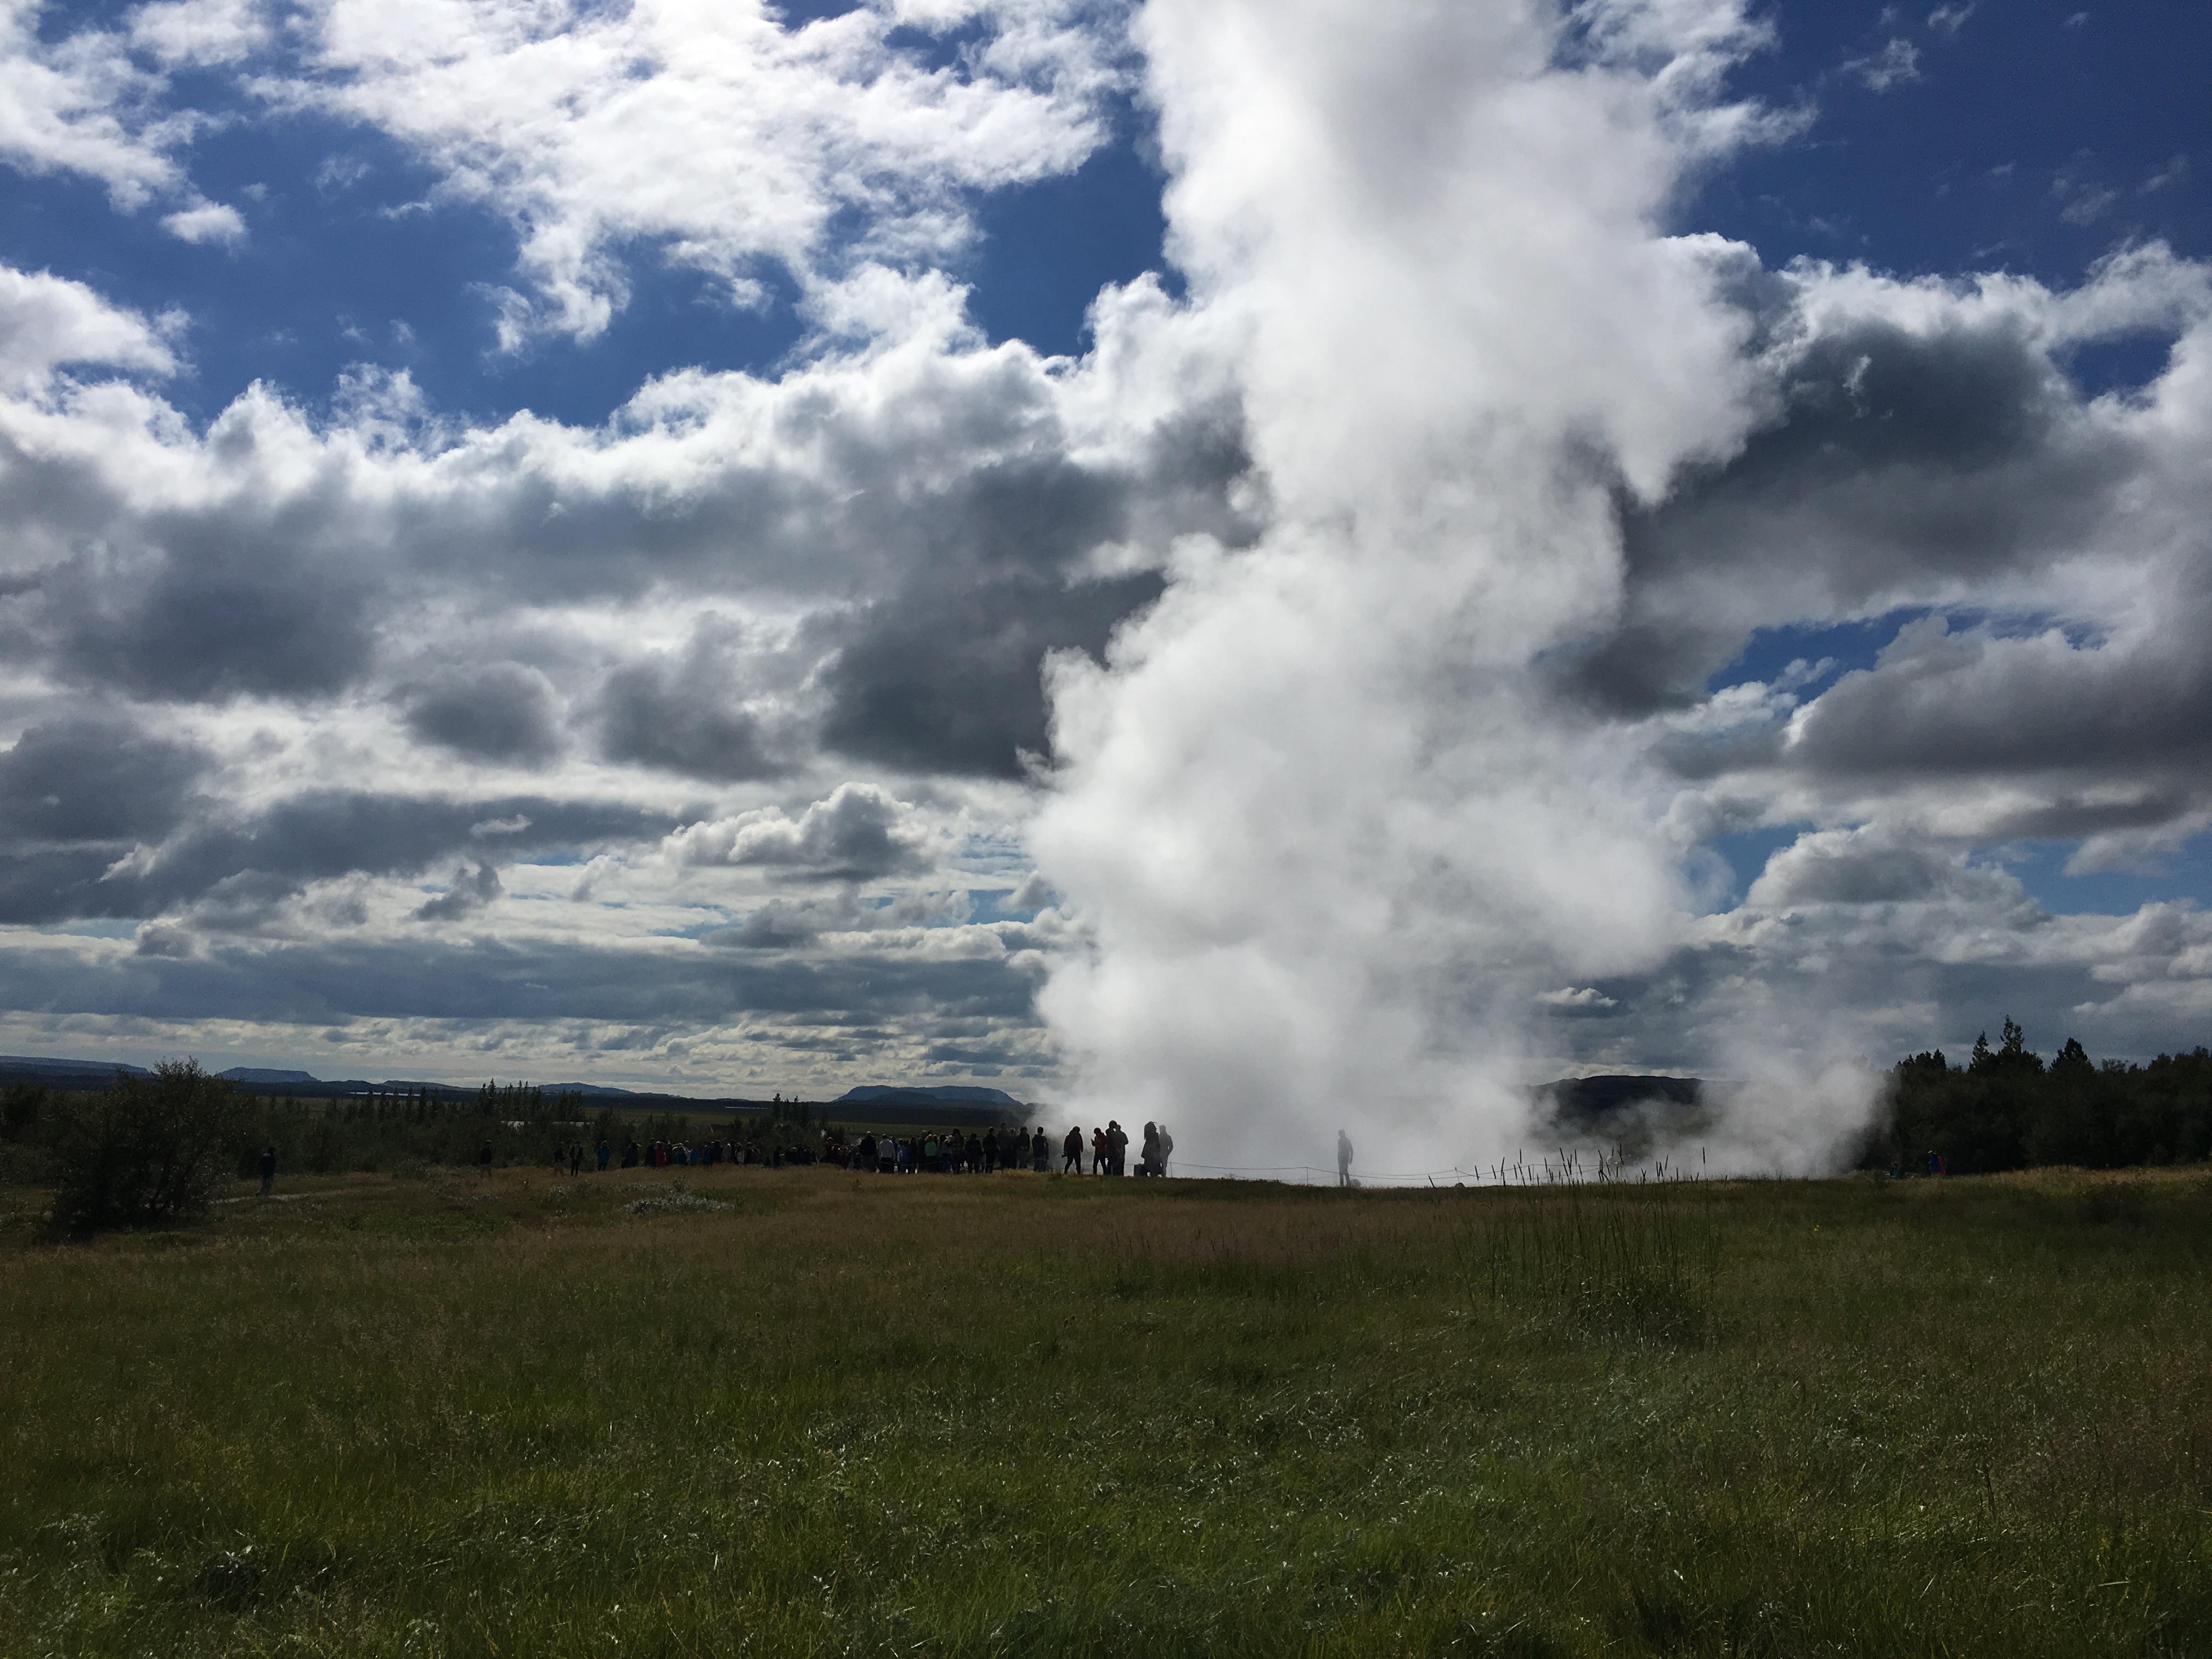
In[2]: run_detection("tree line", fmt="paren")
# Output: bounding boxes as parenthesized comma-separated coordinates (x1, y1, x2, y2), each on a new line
(1859, 1018, 2212, 1174)
(0, 1060, 811, 1234)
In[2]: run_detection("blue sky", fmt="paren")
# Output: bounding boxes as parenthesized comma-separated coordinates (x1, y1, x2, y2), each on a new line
(3, 0, 2211, 1145)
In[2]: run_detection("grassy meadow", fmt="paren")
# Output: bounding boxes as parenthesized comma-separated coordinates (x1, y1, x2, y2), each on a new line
(1, 1163, 2209, 1657)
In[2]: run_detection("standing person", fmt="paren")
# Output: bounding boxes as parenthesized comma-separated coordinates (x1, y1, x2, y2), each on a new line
(1107, 1121, 1127, 1177)
(1139, 1122, 1161, 1177)
(1063, 1125, 1083, 1174)
(1337, 1128, 1354, 1188)
(478, 1139, 494, 1180)
(569, 1143, 583, 1177)
(1030, 1125, 1049, 1172)
(1091, 1127, 1107, 1175)
(857, 1131, 877, 1171)
(597, 1139, 612, 1171)
(965, 1131, 983, 1173)
(1159, 1124, 1173, 1178)
(258, 1145, 277, 1197)
(622, 1137, 640, 1169)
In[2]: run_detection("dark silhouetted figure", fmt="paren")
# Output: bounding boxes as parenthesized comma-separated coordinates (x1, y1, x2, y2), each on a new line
(258, 1146, 277, 1196)
(1337, 1129, 1353, 1188)
(478, 1139, 494, 1180)
(1063, 1125, 1083, 1173)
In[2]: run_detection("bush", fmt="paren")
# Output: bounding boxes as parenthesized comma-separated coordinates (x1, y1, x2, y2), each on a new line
(48, 1059, 245, 1236)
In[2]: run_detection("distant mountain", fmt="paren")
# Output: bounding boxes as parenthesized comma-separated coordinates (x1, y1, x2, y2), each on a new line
(837, 1085, 1026, 1108)
(0, 1054, 152, 1081)
(214, 1070, 641, 1095)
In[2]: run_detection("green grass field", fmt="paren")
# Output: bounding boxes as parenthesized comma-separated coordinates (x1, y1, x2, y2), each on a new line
(2, 1164, 2208, 1657)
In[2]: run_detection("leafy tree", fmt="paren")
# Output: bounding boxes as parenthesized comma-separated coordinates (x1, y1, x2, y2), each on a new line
(2, 1081, 47, 1137)
(48, 1059, 245, 1236)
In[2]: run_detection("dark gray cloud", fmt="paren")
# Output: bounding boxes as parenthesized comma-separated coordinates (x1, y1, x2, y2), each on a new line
(0, 714, 207, 844)
(0, 930, 1040, 1029)
(1783, 614, 2212, 780)
(819, 571, 1164, 776)
(1564, 311, 2143, 714)
(703, 899, 829, 949)
(597, 634, 786, 782)
(403, 662, 563, 764)
(0, 792, 679, 925)
(37, 532, 380, 702)
(414, 861, 503, 922)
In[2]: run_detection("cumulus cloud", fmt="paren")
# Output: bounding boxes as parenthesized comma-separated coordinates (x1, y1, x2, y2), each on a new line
(405, 662, 564, 765)
(0, 714, 208, 845)
(160, 199, 246, 244)
(414, 860, 503, 922)
(276, 0, 1128, 340)
(596, 627, 788, 783)
(669, 785, 934, 882)
(0, 263, 177, 386)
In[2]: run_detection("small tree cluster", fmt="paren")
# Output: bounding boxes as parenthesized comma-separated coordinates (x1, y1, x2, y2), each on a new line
(47, 1059, 245, 1235)
(1866, 1019, 2212, 1172)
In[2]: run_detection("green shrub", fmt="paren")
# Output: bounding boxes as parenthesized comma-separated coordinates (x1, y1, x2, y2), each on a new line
(47, 1060, 244, 1236)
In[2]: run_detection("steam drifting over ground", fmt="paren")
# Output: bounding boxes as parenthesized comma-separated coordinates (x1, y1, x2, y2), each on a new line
(2, 0, 2209, 1174)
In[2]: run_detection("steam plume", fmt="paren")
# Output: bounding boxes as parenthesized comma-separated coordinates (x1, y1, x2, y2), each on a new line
(1031, 0, 1847, 1176)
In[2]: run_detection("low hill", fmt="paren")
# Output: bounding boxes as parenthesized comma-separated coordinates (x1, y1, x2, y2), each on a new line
(0, 1054, 153, 1089)
(1531, 1074, 1711, 1160)
(836, 1085, 1028, 1108)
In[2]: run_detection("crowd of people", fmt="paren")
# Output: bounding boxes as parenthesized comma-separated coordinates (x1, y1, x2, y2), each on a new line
(540, 1119, 1179, 1178)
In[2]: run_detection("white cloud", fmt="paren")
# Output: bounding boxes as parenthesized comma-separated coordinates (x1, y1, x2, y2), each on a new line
(668, 785, 935, 879)
(1539, 987, 1617, 1009)
(1843, 37, 1920, 92)
(161, 198, 246, 242)
(0, 1, 186, 207)
(274, 0, 1128, 341)
(129, 0, 268, 67)
(0, 262, 178, 387)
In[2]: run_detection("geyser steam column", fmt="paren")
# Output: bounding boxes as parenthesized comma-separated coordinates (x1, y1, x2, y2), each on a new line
(1030, 0, 1778, 1174)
